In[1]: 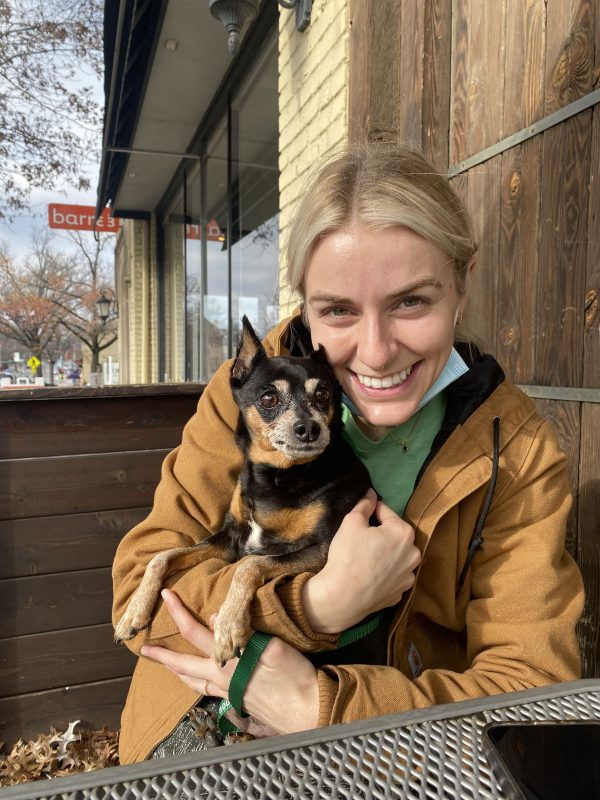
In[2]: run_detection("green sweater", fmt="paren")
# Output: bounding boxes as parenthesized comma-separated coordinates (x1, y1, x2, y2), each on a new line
(342, 393, 446, 517)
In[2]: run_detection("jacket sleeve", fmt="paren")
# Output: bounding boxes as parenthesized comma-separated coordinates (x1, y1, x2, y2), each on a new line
(314, 417, 585, 726)
(112, 358, 338, 655)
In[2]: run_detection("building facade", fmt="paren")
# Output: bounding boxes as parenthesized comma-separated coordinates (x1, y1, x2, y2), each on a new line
(99, 0, 350, 385)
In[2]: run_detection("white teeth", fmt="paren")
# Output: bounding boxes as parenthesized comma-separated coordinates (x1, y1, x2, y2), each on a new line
(357, 365, 413, 388)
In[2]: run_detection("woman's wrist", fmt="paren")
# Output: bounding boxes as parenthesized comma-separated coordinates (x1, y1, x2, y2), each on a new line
(302, 572, 348, 634)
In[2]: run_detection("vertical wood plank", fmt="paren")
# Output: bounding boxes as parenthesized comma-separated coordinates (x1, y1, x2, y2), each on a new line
(461, 161, 502, 354)
(502, 0, 546, 130)
(398, 1, 425, 145)
(583, 106, 600, 388)
(544, 0, 595, 114)
(450, 0, 507, 164)
(450, 0, 470, 164)
(347, 0, 402, 143)
(496, 138, 542, 382)
(577, 403, 600, 678)
(422, 0, 453, 171)
(536, 112, 590, 386)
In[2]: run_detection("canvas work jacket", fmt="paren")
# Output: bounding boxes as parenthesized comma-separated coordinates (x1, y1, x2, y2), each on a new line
(112, 315, 584, 764)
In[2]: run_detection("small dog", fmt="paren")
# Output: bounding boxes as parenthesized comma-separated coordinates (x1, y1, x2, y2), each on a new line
(114, 316, 371, 667)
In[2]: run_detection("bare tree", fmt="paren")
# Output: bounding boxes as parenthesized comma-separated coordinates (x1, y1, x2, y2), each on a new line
(0, 0, 103, 220)
(51, 230, 117, 375)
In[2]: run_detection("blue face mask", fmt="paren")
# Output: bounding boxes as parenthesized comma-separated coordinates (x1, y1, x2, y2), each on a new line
(342, 348, 469, 417)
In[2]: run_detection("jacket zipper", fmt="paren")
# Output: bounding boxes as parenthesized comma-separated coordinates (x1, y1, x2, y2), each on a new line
(456, 416, 501, 592)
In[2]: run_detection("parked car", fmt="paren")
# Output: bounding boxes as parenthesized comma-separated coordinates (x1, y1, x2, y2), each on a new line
(0, 371, 16, 384)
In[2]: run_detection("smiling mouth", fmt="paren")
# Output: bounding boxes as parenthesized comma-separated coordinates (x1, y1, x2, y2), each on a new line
(353, 365, 414, 389)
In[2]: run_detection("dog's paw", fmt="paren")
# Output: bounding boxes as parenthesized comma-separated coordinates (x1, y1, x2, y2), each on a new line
(212, 613, 252, 666)
(114, 597, 152, 643)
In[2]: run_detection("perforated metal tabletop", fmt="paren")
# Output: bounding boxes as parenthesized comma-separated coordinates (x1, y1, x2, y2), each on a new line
(2, 679, 599, 800)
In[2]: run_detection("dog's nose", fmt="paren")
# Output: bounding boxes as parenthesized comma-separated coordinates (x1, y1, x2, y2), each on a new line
(293, 419, 321, 443)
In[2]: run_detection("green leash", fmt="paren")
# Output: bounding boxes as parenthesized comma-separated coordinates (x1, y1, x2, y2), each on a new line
(216, 614, 382, 736)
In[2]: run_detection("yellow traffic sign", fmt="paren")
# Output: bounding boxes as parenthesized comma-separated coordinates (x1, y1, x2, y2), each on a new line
(27, 356, 41, 370)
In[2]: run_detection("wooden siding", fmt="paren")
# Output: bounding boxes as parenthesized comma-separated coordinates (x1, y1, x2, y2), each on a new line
(0, 384, 204, 747)
(349, 0, 600, 676)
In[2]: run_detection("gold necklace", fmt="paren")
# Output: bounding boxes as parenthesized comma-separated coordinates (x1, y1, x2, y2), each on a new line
(392, 409, 424, 452)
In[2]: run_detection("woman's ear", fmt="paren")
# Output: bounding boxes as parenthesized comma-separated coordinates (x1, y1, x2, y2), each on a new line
(457, 256, 477, 320)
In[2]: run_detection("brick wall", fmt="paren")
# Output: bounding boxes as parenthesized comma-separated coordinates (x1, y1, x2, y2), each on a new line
(278, 0, 349, 316)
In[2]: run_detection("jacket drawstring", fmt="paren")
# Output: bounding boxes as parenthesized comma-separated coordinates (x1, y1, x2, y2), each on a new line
(457, 416, 501, 592)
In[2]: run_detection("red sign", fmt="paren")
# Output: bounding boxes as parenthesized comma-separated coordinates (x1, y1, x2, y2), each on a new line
(48, 204, 121, 233)
(185, 218, 223, 242)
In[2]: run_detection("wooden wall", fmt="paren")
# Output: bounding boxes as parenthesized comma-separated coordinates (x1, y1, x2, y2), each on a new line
(0, 384, 203, 747)
(349, 0, 600, 676)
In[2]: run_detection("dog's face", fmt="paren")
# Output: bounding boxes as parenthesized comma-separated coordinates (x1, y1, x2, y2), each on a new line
(231, 317, 339, 466)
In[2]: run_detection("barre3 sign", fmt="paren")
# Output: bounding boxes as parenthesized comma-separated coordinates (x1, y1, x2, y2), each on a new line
(48, 204, 121, 233)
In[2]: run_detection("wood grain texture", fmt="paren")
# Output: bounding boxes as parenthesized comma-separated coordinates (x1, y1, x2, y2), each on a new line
(577, 403, 600, 678)
(536, 113, 590, 386)
(0, 624, 136, 697)
(0, 677, 132, 748)
(347, 0, 402, 142)
(422, 0, 452, 171)
(0, 568, 113, 638)
(583, 105, 600, 388)
(0, 449, 169, 520)
(0, 507, 150, 579)
(0, 393, 199, 459)
(502, 0, 545, 130)
(544, 0, 594, 114)
(496, 138, 542, 382)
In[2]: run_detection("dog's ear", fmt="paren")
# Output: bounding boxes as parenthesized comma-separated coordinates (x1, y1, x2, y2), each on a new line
(309, 344, 329, 366)
(231, 316, 267, 384)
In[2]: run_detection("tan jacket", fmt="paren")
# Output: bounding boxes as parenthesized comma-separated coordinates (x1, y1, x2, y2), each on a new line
(112, 316, 584, 763)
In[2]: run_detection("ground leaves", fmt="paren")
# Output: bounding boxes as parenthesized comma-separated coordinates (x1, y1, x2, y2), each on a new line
(0, 722, 119, 786)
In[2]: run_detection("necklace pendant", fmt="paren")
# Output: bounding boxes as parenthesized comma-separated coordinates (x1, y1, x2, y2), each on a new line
(402, 444, 408, 452)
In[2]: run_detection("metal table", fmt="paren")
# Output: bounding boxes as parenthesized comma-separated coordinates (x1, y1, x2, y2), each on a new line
(1, 679, 599, 800)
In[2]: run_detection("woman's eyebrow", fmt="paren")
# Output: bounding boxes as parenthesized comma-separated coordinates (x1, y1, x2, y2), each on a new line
(308, 278, 443, 304)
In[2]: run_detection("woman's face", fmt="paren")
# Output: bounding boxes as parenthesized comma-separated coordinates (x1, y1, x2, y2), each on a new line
(304, 225, 468, 430)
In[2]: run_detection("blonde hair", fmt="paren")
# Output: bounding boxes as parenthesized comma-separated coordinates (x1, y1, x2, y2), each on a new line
(285, 143, 477, 299)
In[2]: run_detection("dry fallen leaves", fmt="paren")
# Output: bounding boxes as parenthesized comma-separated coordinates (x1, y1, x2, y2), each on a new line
(0, 722, 119, 787)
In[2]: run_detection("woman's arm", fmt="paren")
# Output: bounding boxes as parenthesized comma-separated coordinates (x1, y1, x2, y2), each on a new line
(113, 359, 418, 655)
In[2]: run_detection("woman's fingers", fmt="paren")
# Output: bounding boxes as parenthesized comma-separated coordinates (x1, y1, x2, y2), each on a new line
(160, 588, 215, 653)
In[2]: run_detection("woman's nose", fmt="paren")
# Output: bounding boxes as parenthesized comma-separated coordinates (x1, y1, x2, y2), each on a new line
(357, 316, 394, 371)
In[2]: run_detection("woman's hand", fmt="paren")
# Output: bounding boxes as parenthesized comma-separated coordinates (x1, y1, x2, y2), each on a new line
(302, 489, 421, 633)
(141, 588, 319, 735)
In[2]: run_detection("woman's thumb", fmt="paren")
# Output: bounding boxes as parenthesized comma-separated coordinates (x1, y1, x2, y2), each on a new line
(352, 488, 378, 518)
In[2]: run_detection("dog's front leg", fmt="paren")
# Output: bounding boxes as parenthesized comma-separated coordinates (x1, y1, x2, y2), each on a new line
(213, 544, 328, 666)
(114, 533, 234, 643)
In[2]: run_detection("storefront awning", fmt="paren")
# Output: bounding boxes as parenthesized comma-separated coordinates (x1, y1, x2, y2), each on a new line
(96, 0, 253, 220)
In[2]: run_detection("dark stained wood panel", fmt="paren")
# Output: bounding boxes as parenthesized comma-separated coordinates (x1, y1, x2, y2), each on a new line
(0, 624, 136, 697)
(536, 115, 590, 386)
(0, 449, 169, 520)
(584, 106, 600, 389)
(0, 393, 200, 459)
(496, 139, 542, 383)
(0, 507, 150, 579)
(0, 677, 132, 748)
(0, 568, 113, 638)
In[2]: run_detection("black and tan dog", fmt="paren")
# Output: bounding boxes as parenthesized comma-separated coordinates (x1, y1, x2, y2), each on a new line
(114, 316, 371, 666)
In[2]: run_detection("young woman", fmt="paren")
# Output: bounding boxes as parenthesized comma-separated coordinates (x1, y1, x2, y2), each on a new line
(112, 145, 584, 764)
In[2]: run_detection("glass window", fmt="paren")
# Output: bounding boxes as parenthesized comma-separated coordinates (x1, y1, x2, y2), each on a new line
(230, 35, 279, 352)
(204, 119, 229, 379)
(161, 193, 185, 382)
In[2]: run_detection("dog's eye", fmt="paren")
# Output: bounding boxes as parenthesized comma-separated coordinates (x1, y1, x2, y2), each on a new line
(258, 392, 279, 409)
(315, 387, 330, 405)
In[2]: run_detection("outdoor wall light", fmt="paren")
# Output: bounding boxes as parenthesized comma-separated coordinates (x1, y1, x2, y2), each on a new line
(209, 0, 311, 56)
(97, 289, 117, 324)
